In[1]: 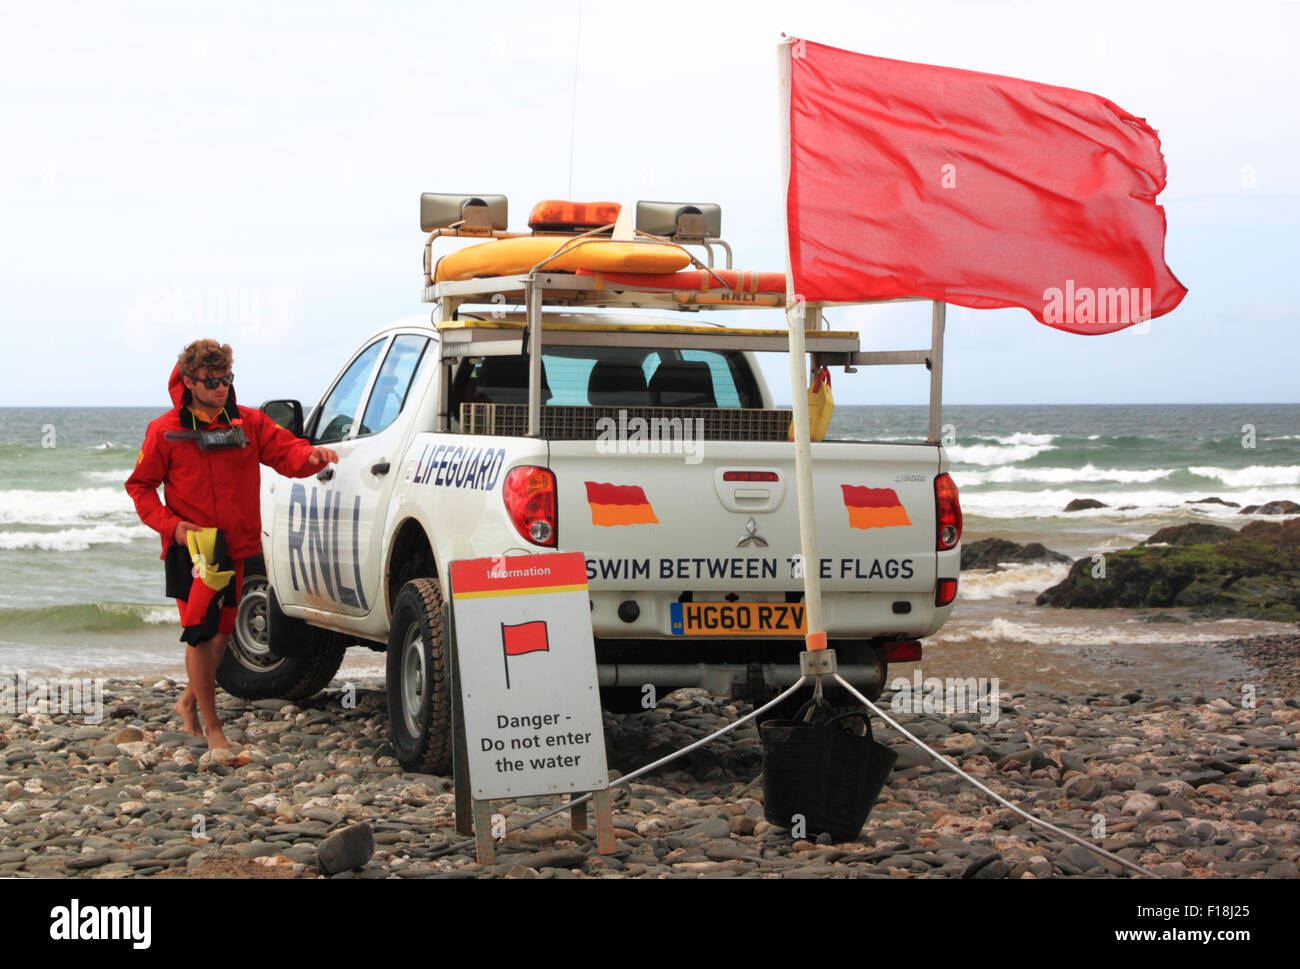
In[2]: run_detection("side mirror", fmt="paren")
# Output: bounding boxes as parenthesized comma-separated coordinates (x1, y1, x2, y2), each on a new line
(260, 399, 304, 437)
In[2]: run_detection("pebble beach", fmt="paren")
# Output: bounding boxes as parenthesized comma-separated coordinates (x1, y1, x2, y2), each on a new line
(2, 633, 1297, 879)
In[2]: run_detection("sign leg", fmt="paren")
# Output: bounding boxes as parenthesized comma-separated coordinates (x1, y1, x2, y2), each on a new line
(473, 799, 496, 865)
(593, 788, 616, 856)
(570, 793, 587, 831)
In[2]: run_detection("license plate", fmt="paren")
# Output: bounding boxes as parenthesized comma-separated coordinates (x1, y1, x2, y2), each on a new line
(670, 602, 807, 636)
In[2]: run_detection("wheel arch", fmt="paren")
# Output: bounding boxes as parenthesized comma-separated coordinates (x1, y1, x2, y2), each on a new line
(386, 516, 439, 619)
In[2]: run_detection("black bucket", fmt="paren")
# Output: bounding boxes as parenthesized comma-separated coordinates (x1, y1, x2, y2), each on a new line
(761, 701, 898, 842)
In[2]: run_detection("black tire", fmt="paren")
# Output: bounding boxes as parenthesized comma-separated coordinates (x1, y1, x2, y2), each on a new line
(386, 578, 452, 775)
(216, 557, 347, 702)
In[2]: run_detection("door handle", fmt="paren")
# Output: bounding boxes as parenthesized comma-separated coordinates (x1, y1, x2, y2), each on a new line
(316, 467, 334, 482)
(371, 461, 391, 476)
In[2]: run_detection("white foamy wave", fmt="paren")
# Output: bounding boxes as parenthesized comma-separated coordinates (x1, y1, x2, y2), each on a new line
(935, 617, 1225, 647)
(1261, 435, 1300, 441)
(961, 487, 1287, 519)
(993, 432, 1055, 447)
(1087, 434, 1100, 440)
(83, 470, 130, 483)
(1187, 465, 1300, 488)
(946, 442, 1057, 466)
(141, 608, 179, 624)
(91, 442, 119, 450)
(954, 464, 1173, 487)
(0, 524, 155, 551)
(0, 488, 136, 525)
(958, 562, 1071, 600)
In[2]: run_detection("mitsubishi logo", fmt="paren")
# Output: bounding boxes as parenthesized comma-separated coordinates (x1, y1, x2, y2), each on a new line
(736, 516, 769, 548)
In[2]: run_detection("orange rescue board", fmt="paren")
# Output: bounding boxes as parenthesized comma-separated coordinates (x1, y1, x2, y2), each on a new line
(434, 236, 691, 282)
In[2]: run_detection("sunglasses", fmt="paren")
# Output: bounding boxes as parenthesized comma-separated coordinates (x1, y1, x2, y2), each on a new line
(195, 374, 234, 389)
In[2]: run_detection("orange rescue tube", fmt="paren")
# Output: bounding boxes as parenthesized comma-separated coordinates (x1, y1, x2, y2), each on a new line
(434, 236, 691, 282)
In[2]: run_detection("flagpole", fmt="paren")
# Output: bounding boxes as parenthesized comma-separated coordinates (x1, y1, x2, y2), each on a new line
(778, 37, 826, 653)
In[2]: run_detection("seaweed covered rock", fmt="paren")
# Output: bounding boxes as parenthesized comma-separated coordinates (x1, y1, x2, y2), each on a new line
(1143, 523, 1238, 546)
(1036, 519, 1300, 621)
(961, 538, 1071, 571)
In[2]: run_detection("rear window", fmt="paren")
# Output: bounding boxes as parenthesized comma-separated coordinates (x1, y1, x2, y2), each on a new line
(458, 346, 759, 409)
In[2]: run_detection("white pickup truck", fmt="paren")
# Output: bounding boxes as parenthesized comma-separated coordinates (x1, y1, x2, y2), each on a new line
(220, 195, 962, 774)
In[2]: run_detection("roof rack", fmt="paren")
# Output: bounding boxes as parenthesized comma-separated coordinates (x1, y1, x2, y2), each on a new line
(419, 204, 946, 444)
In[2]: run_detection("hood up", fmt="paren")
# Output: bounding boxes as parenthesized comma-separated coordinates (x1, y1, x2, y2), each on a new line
(168, 364, 238, 415)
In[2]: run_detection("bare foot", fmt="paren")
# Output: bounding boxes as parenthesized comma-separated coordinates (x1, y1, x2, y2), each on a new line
(206, 727, 231, 750)
(174, 696, 203, 737)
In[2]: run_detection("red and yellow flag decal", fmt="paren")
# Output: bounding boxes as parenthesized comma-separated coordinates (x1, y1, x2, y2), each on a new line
(585, 481, 659, 527)
(841, 485, 911, 529)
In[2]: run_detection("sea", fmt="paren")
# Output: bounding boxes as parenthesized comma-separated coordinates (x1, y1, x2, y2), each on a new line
(1, 404, 1297, 693)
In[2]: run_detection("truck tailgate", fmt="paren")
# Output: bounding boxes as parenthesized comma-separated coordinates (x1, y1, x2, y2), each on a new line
(549, 441, 941, 593)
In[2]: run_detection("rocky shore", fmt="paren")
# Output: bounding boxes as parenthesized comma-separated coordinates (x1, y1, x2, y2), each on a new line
(3, 647, 1298, 880)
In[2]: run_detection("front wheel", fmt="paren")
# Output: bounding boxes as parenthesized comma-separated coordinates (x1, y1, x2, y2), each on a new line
(386, 578, 453, 775)
(216, 556, 347, 702)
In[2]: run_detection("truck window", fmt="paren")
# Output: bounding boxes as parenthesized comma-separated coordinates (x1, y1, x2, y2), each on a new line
(456, 346, 756, 409)
(312, 338, 387, 444)
(359, 334, 429, 436)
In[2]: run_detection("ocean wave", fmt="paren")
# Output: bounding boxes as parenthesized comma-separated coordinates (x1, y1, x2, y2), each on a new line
(0, 602, 178, 635)
(933, 617, 1226, 647)
(946, 442, 1057, 466)
(960, 486, 1299, 519)
(0, 524, 155, 551)
(83, 470, 130, 483)
(958, 562, 1071, 600)
(1186, 465, 1300, 488)
(954, 464, 1175, 487)
(993, 432, 1055, 446)
(0, 487, 136, 525)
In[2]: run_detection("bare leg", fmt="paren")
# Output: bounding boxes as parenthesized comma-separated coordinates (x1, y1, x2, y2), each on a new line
(195, 632, 231, 749)
(176, 648, 204, 737)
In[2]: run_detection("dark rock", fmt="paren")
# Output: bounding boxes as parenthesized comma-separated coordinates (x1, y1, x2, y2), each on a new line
(1064, 498, 1108, 512)
(316, 823, 374, 875)
(961, 851, 1003, 878)
(1238, 500, 1300, 516)
(1057, 844, 1103, 872)
(961, 538, 1071, 571)
(1185, 497, 1241, 508)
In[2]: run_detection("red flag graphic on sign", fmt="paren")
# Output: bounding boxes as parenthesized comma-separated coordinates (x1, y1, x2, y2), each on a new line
(783, 40, 1186, 333)
(501, 620, 549, 689)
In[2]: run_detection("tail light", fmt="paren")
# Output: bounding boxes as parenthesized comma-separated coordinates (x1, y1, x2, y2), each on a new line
(503, 466, 556, 546)
(935, 472, 962, 551)
(936, 578, 958, 607)
(722, 471, 779, 482)
(882, 640, 923, 663)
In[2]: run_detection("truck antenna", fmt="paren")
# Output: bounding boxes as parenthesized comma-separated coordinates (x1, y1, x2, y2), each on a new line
(567, 0, 583, 197)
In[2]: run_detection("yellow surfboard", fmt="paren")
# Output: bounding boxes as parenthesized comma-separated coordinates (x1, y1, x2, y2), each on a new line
(434, 236, 691, 282)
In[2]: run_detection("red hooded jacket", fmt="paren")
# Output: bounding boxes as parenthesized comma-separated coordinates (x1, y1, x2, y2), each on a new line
(126, 365, 320, 560)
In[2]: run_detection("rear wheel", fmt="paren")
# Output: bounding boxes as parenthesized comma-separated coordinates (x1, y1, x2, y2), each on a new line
(216, 557, 347, 701)
(386, 578, 453, 775)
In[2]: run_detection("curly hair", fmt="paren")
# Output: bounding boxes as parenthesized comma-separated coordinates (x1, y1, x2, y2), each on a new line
(177, 339, 233, 378)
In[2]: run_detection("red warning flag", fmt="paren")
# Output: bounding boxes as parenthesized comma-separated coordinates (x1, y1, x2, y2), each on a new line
(782, 39, 1187, 333)
(502, 620, 550, 656)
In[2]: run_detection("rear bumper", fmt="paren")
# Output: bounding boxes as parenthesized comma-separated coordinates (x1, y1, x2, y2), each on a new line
(595, 660, 883, 695)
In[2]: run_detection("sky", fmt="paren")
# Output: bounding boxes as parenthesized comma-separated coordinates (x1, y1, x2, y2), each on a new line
(2, 0, 1297, 408)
